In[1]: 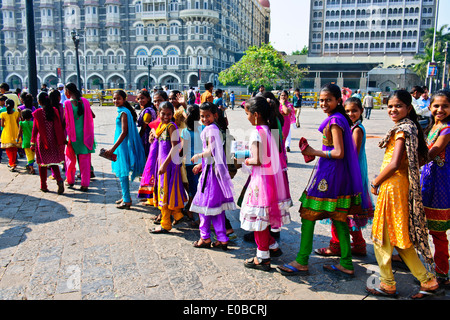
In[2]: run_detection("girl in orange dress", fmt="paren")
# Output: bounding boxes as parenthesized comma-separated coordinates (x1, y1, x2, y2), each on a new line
(366, 90, 442, 299)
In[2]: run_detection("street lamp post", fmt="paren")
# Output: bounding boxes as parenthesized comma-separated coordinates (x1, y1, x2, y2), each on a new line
(25, 0, 38, 98)
(71, 29, 83, 91)
(147, 57, 154, 90)
(430, 0, 440, 93)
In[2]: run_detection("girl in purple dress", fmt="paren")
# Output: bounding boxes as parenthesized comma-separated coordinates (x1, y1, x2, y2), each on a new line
(421, 90, 450, 289)
(149, 101, 187, 233)
(191, 102, 236, 250)
(278, 83, 362, 278)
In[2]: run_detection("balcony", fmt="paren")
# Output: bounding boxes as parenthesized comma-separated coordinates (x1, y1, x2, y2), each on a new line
(141, 10, 167, 21)
(179, 9, 219, 23)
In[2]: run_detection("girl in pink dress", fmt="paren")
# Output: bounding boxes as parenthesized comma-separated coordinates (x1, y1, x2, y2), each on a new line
(241, 96, 292, 271)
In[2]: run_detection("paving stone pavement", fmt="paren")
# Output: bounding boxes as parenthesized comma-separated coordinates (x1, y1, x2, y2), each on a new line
(0, 104, 448, 301)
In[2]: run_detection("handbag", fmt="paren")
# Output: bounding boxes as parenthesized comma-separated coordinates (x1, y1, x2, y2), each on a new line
(99, 148, 117, 162)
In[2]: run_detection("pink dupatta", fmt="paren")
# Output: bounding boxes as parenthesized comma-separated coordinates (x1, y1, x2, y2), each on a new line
(64, 98, 95, 150)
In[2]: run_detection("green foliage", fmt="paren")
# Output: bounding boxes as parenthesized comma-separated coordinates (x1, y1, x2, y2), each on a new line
(218, 43, 306, 90)
(291, 46, 309, 55)
(411, 25, 450, 81)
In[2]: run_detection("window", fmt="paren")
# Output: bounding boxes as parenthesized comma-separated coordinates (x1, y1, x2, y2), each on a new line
(167, 48, 179, 66)
(152, 49, 163, 65)
(136, 48, 148, 66)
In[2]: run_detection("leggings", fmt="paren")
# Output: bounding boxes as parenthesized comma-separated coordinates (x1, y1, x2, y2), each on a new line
(38, 164, 62, 190)
(430, 230, 449, 278)
(296, 218, 353, 270)
(254, 227, 278, 259)
(199, 211, 229, 243)
(160, 207, 184, 231)
(119, 176, 131, 203)
(330, 221, 366, 247)
(24, 148, 35, 166)
(5, 147, 17, 167)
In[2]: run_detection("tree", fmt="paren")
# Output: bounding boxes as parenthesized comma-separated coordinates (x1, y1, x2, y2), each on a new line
(291, 46, 308, 55)
(218, 43, 306, 91)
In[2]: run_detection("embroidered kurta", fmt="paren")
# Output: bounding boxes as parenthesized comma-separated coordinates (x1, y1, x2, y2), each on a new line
(372, 131, 412, 249)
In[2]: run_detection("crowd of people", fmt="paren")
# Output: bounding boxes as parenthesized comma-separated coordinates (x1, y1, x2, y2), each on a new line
(0, 80, 449, 300)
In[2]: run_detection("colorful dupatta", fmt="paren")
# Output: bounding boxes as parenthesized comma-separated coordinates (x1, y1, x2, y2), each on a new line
(379, 118, 434, 266)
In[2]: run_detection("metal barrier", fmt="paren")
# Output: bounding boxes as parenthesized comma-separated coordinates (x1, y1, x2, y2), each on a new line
(235, 91, 384, 109)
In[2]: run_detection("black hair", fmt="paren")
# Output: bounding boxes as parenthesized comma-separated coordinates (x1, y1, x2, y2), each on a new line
(199, 101, 226, 130)
(154, 90, 168, 101)
(246, 96, 283, 153)
(245, 96, 279, 131)
(5, 99, 15, 114)
(37, 91, 55, 121)
(137, 89, 157, 114)
(320, 83, 353, 127)
(262, 91, 285, 128)
(65, 82, 84, 116)
(199, 101, 218, 114)
(186, 104, 200, 131)
(426, 89, 450, 134)
(388, 90, 429, 162)
(410, 86, 425, 94)
(21, 92, 34, 110)
(49, 89, 61, 111)
(215, 89, 223, 96)
(21, 108, 33, 120)
(158, 101, 176, 123)
(204, 82, 214, 91)
(114, 90, 138, 123)
(0, 83, 10, 91)
(344, 97, 364, 123)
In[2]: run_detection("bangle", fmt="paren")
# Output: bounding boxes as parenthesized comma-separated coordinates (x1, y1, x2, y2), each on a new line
(327, 150, 332, 159)
(371, 181, 379, 189)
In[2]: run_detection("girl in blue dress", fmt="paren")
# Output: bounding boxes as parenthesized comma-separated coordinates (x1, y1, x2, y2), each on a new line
(105, 90, 146, 209)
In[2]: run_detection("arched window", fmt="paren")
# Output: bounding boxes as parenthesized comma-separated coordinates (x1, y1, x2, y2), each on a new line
(167, 48, 179, 66)
(152, 48, 163, 65)
(136, 48, 148, 66)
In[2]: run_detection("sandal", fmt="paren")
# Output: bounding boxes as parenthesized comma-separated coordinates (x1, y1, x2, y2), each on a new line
(193, 239, 211, 248)
(117, 202, 132, 210)
(152, 214, 162, 224)
(411, 287, 445, 300)
(270, 248, 283, 258)
(365, 286, 398, 299)
(57, 181, 65, 195)
(411, 280, 445, 300)
(149, 227, 170, 234)
(323, 264, 355, 279)
(115, 198, 123, 204)
(212, 241, 228, 251)
(244, 257, 271, 272)
(277, 263, 309, 276)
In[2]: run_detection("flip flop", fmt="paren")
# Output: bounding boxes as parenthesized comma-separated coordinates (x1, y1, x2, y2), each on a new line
(244, 257, 271, 272)
(323, 264, 355, 279)
(411, 287, 445, 300)
(149, 227, 170, 234)
(193, 239, 211, 248)
(277, 264, 309, 276)
(365, 286, 399, 299)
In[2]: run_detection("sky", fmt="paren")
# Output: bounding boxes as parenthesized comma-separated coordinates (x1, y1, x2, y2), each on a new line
(269, 0, 450, 54)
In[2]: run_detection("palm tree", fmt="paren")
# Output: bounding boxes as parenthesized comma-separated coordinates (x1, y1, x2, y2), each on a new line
(411, 26, 450, 82)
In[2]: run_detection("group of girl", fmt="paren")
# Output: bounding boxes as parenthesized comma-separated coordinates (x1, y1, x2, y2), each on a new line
(275, 84, 449, 299)
(107, 84, 449, 299)
(0, 83, 96, 194)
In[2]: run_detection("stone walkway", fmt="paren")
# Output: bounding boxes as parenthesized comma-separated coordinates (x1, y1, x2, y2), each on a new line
(0, 105, 448, 301)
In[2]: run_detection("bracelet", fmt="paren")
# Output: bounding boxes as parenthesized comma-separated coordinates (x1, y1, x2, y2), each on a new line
(370, 182, 379, 189)
(327, 150, 332, 159)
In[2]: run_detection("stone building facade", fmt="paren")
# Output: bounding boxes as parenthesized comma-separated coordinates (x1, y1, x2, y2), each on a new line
(0, 0, 271, 91)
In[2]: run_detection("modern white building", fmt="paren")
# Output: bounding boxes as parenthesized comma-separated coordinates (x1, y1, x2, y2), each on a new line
(309, 0, 437, 57)
(0, 0, 271, 91)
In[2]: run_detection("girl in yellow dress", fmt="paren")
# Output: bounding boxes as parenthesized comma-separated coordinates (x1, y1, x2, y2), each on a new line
(366, 90, 443, 299)
(0, 99, 21, 171)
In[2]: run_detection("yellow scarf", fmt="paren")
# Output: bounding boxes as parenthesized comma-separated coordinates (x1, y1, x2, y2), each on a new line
(155, 122, 172, 137)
